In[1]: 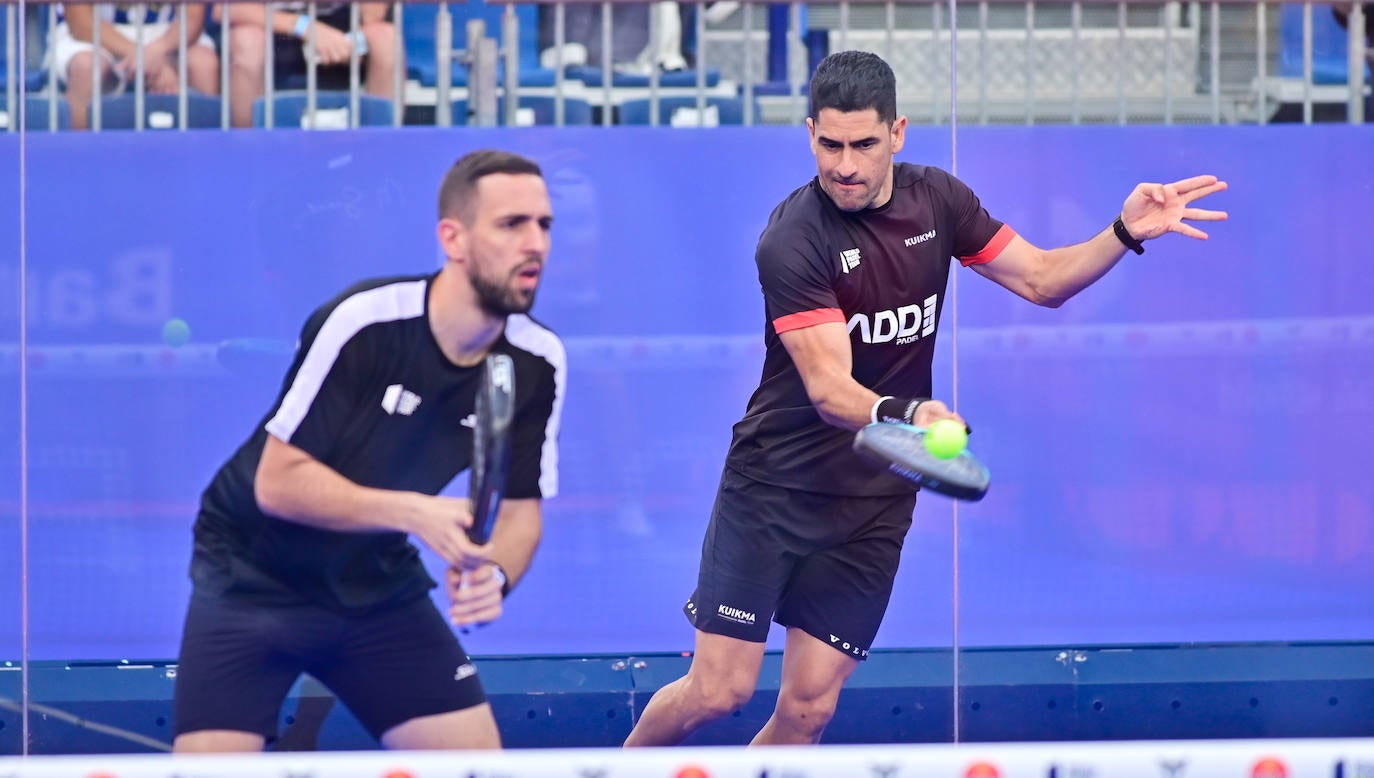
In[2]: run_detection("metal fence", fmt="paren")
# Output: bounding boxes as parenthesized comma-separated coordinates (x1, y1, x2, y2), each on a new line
(0, 0, 1368, 131)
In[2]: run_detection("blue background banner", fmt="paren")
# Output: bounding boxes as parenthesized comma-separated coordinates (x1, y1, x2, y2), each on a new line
(1, 125, 1370, 660)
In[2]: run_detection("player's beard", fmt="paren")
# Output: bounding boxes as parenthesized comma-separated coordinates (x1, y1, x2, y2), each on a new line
(822, 177, 879, 212)
(469, 262, 538, 317)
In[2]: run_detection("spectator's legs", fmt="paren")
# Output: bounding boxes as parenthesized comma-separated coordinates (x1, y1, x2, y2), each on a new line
(187, 44, 222, 96)
(64, 51, 112, 130)
(362, 23, 400, 99)
(227, 23, 267, 127)
(623, 1, 687, 75)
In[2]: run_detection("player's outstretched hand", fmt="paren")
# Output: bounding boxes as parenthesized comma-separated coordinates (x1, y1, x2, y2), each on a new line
(447, 563, 504, 629)
(408, 494, 489, 570)
(1121, 175, 1229, 243)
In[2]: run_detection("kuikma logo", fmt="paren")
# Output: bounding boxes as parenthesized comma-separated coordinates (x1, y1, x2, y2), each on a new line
(840, 248, 862, 274)
(964, 761, 1000, 778)
(1250, 757, 1288, 778)
(717, 604, 757, 625)
(847, 294, 938, 345)
(381, 384, 422, 415)
(904, 229, 936, 247)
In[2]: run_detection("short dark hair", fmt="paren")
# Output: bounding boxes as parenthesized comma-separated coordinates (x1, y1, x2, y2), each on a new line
(808, 50, 897, 125)
(437, 149, 544, 222)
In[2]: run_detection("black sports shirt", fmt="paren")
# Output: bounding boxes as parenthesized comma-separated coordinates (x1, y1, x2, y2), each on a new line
(726, 163, 1014, 496)
(190, 274, 566, 610)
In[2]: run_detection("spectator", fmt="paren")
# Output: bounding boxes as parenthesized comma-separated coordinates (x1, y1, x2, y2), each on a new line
(50, 3, 220, 130)
(218, 1, 400, 128)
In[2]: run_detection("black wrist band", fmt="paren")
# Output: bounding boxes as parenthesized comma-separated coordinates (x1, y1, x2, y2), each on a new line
(875, 396, 929, 425)
(488, 562, 511, 598)
(1113, 215, 1145, 255)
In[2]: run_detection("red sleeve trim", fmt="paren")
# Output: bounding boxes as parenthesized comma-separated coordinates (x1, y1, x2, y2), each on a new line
(959, 224, 1016, 267)
(773, 308, 845, 333)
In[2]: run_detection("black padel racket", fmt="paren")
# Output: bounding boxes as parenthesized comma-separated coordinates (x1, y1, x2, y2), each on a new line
(468, 353, 516, 544)
(853, 422, 991, 502)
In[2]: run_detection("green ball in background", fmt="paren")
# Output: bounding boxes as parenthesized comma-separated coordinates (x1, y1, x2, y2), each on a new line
(161, 317, 192, 348)
(924, 418, 968, 460)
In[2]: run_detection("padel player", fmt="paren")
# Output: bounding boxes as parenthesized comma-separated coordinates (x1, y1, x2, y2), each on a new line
(173, 150, 566, 753)
(624, 50, 1228, 747)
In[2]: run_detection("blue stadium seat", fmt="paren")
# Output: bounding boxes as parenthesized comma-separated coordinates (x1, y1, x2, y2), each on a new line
(0, 6, 48, 92)
(403, 1, 553, 88)
(618, 95, 756, 126)
(96, 93, 222, 130)
(252, 91, 395, 128)
(565, 65, 720, 89)
(1279, 3, 1372, 84)
(0, 94, 70, 130)
(447, 95, 593, 126)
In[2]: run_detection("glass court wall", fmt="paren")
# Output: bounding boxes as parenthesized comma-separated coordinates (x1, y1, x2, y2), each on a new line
(7, 0, 1374, 755)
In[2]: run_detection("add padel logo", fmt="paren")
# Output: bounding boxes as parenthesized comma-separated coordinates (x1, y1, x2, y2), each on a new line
(840, 247, 862, 274)
(964, 761, 1000, 778)
(847, 294, 938, 346)
(1251, 757, 1288, 778)
(381, 384, 421, 416)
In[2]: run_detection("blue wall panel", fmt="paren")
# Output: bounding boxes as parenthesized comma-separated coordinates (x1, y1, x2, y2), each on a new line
(0, 125, 1369, 661)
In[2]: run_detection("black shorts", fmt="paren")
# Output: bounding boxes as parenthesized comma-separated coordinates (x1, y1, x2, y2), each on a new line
(685, 467, 916, 660)
(173, 590, 486, 741)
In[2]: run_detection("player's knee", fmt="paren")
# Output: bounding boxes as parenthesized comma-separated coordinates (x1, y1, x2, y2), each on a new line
(774, 690, 835, 736)
(683, 674, 753, 719)
(774, 689, 838, 738)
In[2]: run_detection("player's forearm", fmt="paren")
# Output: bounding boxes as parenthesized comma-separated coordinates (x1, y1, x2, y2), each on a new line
(779, 322, 886, 431)
(485, 499, 542, 593)
(1028, 227, 1129, 307)
(808, 373, 883, 432)
(255, 441, 422, 534)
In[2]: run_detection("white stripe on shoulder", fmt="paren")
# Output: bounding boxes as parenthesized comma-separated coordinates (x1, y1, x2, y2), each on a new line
(505, 314, 566, 498)
(266, 280, 427, 442)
